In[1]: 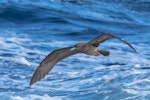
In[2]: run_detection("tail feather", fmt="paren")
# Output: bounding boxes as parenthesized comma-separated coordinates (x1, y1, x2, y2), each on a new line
(100, 50, 110, 56)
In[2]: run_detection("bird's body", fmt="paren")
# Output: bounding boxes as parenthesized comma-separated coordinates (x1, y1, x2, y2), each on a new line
(30, 33, 136, 86)
(83, 43, 100, 55)
(74, 43, 109, 56)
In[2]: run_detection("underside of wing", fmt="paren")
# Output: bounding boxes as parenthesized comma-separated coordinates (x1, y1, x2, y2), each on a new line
(30, 47, 81, 86)
(88, 33, 136, 52)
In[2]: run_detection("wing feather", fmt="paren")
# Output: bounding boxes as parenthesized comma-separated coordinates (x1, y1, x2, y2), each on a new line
(88, 33, 136, 52)
(30, 47, 81, 86)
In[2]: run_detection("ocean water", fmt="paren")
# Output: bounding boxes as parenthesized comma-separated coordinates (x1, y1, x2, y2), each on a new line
(0, 0, 150, 100)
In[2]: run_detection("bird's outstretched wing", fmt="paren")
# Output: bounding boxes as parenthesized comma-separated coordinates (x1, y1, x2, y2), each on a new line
(30, 47, 81, 86)
(88, 33, 136, 52)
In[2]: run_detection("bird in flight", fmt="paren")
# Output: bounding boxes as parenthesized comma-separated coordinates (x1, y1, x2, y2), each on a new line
(30, 33, 136, 86)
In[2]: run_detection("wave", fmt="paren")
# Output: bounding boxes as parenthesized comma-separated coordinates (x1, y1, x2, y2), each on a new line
(11, 94, 63, 100)
(0, 0, 150, 100)
(0, 0, 149, 26)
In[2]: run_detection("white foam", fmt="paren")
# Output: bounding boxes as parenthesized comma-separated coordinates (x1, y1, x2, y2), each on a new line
(11, 94, 63, 100)
(0, 37, 42, 66)
(122, 89, 150, 100)
(79, 77, 101, 84)
(135, 64, 141, 68)
(124, 79, 150, 86)
(132, 69, 143, 74)
(10, 56, 31, 66)
(123, 89, 139, 95)
(66, 72, 79, 78)
(7, 37, 31, 44)
(0, 37, 30, 48)
(102, 74, 118, 83)
(0, 38, 21, 49)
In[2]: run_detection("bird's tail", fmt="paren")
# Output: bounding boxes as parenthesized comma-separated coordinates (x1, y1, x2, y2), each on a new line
(100, 50, 110, 56)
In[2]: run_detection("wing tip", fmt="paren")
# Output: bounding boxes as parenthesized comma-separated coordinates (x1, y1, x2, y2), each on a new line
(29, 70, 40, 86)
(132, 47, 137, 52)
(101, 32, 137, 52)
(29, 67, 50, 86)
(29, 77, 36, 86)
(29, 80, 34, 86)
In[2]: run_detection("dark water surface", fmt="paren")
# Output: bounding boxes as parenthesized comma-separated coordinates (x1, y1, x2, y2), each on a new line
(0, 0, 150, 100)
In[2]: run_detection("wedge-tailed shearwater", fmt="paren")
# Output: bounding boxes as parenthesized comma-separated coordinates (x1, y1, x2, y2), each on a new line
(30, 33, 136, 86)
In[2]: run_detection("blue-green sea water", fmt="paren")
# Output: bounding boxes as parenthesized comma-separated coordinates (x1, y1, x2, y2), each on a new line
(0, 0, 150, 100)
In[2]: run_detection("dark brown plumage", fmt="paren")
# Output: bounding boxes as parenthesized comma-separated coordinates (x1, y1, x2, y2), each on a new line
(30, 33, 136, 86)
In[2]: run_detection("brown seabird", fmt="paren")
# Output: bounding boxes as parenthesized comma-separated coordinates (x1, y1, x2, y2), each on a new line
(30, 33, 136, 86)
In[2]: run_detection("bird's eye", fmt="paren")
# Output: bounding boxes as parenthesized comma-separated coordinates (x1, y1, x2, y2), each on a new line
(92, 44, 98, 47)
(74, 45, 77, 47)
